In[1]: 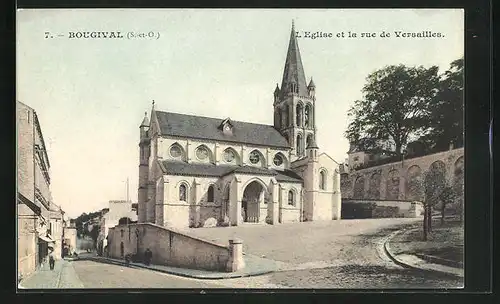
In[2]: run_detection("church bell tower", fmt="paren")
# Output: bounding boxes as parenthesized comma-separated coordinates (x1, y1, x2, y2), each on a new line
(273, 21, 317, 160)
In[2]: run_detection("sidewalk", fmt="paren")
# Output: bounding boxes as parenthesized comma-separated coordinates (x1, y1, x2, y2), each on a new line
(19, 259, 85, 289)
(384, 228, 464, 278)
(88, 253, 286, 280)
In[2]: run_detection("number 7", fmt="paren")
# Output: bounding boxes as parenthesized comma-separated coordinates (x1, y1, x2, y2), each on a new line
(45, 32, 50, 38)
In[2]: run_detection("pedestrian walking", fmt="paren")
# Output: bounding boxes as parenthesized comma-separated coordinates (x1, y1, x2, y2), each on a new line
(49, 250, 55, 270)
(144, 248, 152, 266)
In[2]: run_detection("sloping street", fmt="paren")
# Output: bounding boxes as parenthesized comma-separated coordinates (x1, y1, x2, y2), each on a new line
(20, 218, 462, 289)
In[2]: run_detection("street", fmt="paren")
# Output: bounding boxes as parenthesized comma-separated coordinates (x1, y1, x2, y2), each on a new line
(20, 218, 463, 289)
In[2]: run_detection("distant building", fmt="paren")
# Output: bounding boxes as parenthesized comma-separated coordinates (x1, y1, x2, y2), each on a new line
(17, 101, 57, 279)
(48, 204, 65, 260)
(346, 138, 395, 171)
(97, 200, 137, 255)
(63, 219, 77, 255)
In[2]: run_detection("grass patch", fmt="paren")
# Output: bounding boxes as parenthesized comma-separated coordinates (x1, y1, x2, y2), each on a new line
(390, 218, 463, 268)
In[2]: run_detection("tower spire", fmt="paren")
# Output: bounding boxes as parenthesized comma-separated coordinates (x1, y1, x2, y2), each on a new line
(281, 21, 308, 97)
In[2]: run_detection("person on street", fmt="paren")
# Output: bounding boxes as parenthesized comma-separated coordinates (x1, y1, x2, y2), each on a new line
(144, 248, 152, 266)
(49, 250, 55, 270)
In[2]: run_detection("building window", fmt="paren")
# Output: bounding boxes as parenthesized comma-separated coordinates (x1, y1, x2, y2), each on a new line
(353, 156, 359, 162)
(120, 242, 124, 258)
(207, 185, 214, 202)
(179, 184, 187, 202)
(296, 134, 302, 156)
(249, 150, 260, 164)
(170, 144, 183, 158)
(320, 170, 327, 190)
(305, 105, 311, 128)
(307, 134, 313, 147)
(196, 145, 209, 160)
(120, 229, 124, 238)
(273, 154, 284, 166)
(223, 148, 236, 163)
(296, 104, 303, 126)
(288, 190, 295, 206)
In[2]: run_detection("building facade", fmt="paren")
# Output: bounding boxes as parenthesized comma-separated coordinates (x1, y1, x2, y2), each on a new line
(63, 220, 77, 256)
(17, 101, 57, 279)
(98, 200, 138, 254)
(136, 24, 342, 230)
(48, 204, 65, 259)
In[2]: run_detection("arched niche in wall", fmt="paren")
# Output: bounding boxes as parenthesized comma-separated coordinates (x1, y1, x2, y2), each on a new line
(368, 171, 381, 199)
(386, 169, 400, 200)
(353, 175, 365, 199)
(406, 165, 423, 201)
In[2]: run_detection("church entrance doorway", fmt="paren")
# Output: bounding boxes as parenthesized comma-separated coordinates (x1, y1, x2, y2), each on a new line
(242, 181, 265, 223)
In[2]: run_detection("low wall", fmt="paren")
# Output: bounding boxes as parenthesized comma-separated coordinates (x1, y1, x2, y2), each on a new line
(107, 223, 244, 272)
(280, 207, 301, 223)
(341, 199, 424, 219)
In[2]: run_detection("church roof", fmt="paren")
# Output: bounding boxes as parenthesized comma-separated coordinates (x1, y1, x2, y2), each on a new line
(155, 111, 290, 148)
(280, 22, 308, 97)
(161, 161, 303, 183)
(140, 112, 150, 127)
(308, 77, 315, 88)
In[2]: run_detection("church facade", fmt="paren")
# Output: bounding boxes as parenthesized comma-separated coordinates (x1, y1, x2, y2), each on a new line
(137, 24, 342, 229)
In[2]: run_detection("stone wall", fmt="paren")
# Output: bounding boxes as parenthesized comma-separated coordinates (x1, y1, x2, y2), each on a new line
(107, 223, 244, 272)
(342, 199, 424, 218)
(341, 148, 464, 202)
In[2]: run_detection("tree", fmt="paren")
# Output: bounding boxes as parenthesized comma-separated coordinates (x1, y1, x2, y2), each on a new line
(422, 162, 448, 240)
(437, 184, 456, 226)
(421, 57, 464, 151)
(346, 64, 440, 157)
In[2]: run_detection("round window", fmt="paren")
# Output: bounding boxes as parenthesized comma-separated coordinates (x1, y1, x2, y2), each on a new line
(273, 154, 283, 166)
(249, 151, 260, 164)
(224, 149, 235, 163)
(170, 145, 182, 158)
(196, 146, 209, 160)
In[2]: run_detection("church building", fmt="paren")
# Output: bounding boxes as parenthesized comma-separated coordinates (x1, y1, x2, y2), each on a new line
(137, 23, 342, 229)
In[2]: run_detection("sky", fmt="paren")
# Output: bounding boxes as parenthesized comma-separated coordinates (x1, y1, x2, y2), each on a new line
(16, 9, 464, 218)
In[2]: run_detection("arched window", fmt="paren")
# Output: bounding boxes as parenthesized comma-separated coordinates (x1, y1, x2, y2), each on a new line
(307, 134, 313, 147)
(207, 185, 214, 202)
(296, 104, 303, 126)
(273, 153, 284, 166)
(249, 150, 261, 165)
(195, 145, 210, 161)
(296, 134, 302, 156)
(288, 190, 295, 206)
(305, 105, 310, 128)
(179, 184, 187, 202)
(169, 143, 184, 160)
(319, 170, 327, 190)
